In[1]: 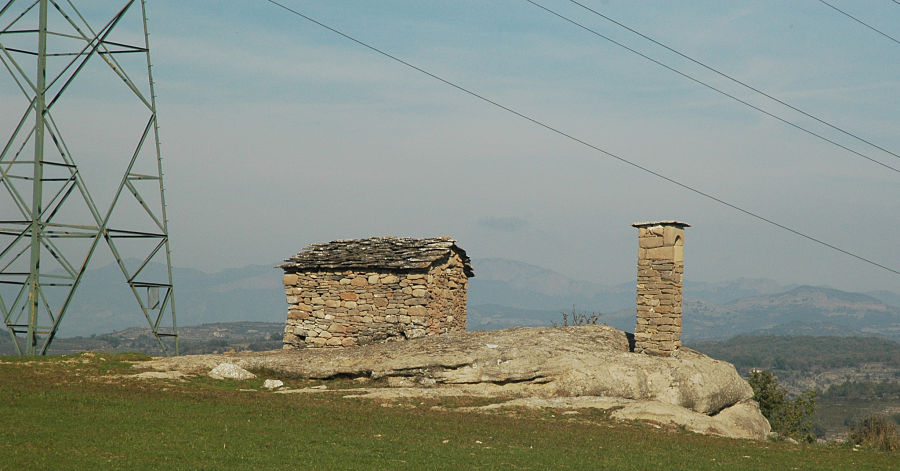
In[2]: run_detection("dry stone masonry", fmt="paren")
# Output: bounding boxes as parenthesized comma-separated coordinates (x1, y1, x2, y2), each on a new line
(632, 221, 689, 356)
(277, 237, 473, 349)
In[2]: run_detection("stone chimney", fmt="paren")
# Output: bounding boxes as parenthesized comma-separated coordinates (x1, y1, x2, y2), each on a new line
(632, 221, 689, 356)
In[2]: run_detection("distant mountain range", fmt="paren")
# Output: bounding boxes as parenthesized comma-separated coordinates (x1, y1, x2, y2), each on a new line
(467, 258, 900, 342)
(42, 261, 286, 337)
(17, 257, 900, 342)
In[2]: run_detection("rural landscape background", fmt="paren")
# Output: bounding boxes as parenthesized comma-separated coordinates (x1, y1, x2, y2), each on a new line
(2, 1, 899, 466)
(5, 257, 898, 441)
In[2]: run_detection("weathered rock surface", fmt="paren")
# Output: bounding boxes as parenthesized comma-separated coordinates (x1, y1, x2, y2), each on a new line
(449, 396, 769, 440)
(263, 379, 284, 390)
(143, 325, 769, 439)
(208, 362, 256, 380)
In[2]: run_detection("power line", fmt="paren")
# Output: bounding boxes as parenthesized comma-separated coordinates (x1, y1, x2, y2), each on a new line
(263, 0, 900, 277)
(565, 0, 900, 164)
(818, 0, 900, 45)
(524, 0, 900, 174)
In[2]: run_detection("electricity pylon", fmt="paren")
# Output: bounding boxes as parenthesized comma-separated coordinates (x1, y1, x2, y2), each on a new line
(0, 0, 177, 355)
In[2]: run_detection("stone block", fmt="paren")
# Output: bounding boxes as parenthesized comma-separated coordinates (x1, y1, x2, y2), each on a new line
(283, 273, 299, 286)
(329, 323, 347, 333)
(351, 276, 368, 287)
(408, 305, 427, 316)
(663, 226, 684, 246)
(645, 246, 675, 260)
(340, 292, 358, 301)
(652, 332, 679, 342)
(674, 245, 684, 263)
(639, 236, 664, 249)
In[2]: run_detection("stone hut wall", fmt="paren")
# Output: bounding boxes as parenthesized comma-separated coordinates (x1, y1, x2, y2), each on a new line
(282, 252, 468, 348)
(633, 222, 687, 356)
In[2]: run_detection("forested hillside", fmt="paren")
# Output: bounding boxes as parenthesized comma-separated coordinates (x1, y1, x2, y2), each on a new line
(689, 335, 900, 394)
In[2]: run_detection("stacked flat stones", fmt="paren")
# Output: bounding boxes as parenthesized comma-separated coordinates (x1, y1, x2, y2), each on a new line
(632, 221, 689, 356)
(277, 237, 473, 349)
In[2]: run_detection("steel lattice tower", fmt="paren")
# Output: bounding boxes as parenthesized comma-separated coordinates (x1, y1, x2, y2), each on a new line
(0, 0, 177, 355)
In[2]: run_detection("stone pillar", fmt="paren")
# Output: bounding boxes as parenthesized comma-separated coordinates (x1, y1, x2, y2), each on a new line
(632, 221, 689, 356)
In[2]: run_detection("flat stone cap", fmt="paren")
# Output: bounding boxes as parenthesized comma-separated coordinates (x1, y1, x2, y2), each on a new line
(632, 220, 690, 228)
(278, 236, 474, 277)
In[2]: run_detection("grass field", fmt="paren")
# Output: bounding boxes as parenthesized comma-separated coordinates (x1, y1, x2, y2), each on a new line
(1, 353, 897, 470)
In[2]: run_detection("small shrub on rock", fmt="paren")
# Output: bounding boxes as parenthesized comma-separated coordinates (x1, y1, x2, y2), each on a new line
(553, 306, 602, 327)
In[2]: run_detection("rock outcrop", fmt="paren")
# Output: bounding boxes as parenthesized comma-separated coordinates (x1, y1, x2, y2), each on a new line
(143, 325, 770, 440)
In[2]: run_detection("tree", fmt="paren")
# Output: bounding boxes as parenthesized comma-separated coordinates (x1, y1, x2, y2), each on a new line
(748, 369, 817, 442)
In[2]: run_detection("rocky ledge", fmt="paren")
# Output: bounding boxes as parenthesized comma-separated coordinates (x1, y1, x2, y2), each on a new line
(143, 325, 770, 440)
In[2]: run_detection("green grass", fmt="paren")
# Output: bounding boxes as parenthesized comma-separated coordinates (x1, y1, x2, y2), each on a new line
(0, 353, 897, 470)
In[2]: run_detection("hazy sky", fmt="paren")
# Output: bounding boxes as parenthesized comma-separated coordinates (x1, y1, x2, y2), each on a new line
(3, 1, 899, 292)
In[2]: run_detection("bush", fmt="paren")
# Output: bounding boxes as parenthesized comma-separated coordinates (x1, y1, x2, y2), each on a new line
(849, 415, 900, 452)
(552, 306, 602, 327)
(748, 370, 817, 442)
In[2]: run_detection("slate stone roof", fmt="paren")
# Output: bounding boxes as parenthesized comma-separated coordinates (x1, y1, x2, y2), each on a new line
(278, 236, 474, 277)
(632, 220, 690, 228)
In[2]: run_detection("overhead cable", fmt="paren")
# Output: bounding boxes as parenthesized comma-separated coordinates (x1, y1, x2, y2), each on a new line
(818, 0, 900, 45)
(263, 0, 899, 277)
(565, 0, 900, 163)
(525, 0, 900, 174)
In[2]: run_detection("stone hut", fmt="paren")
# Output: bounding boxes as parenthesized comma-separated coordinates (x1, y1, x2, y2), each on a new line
(632, 221, 689, 356)
(277, 236, 474, 349)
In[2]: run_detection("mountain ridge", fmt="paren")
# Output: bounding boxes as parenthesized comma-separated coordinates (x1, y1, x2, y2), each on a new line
(7, 257, 898, 342)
